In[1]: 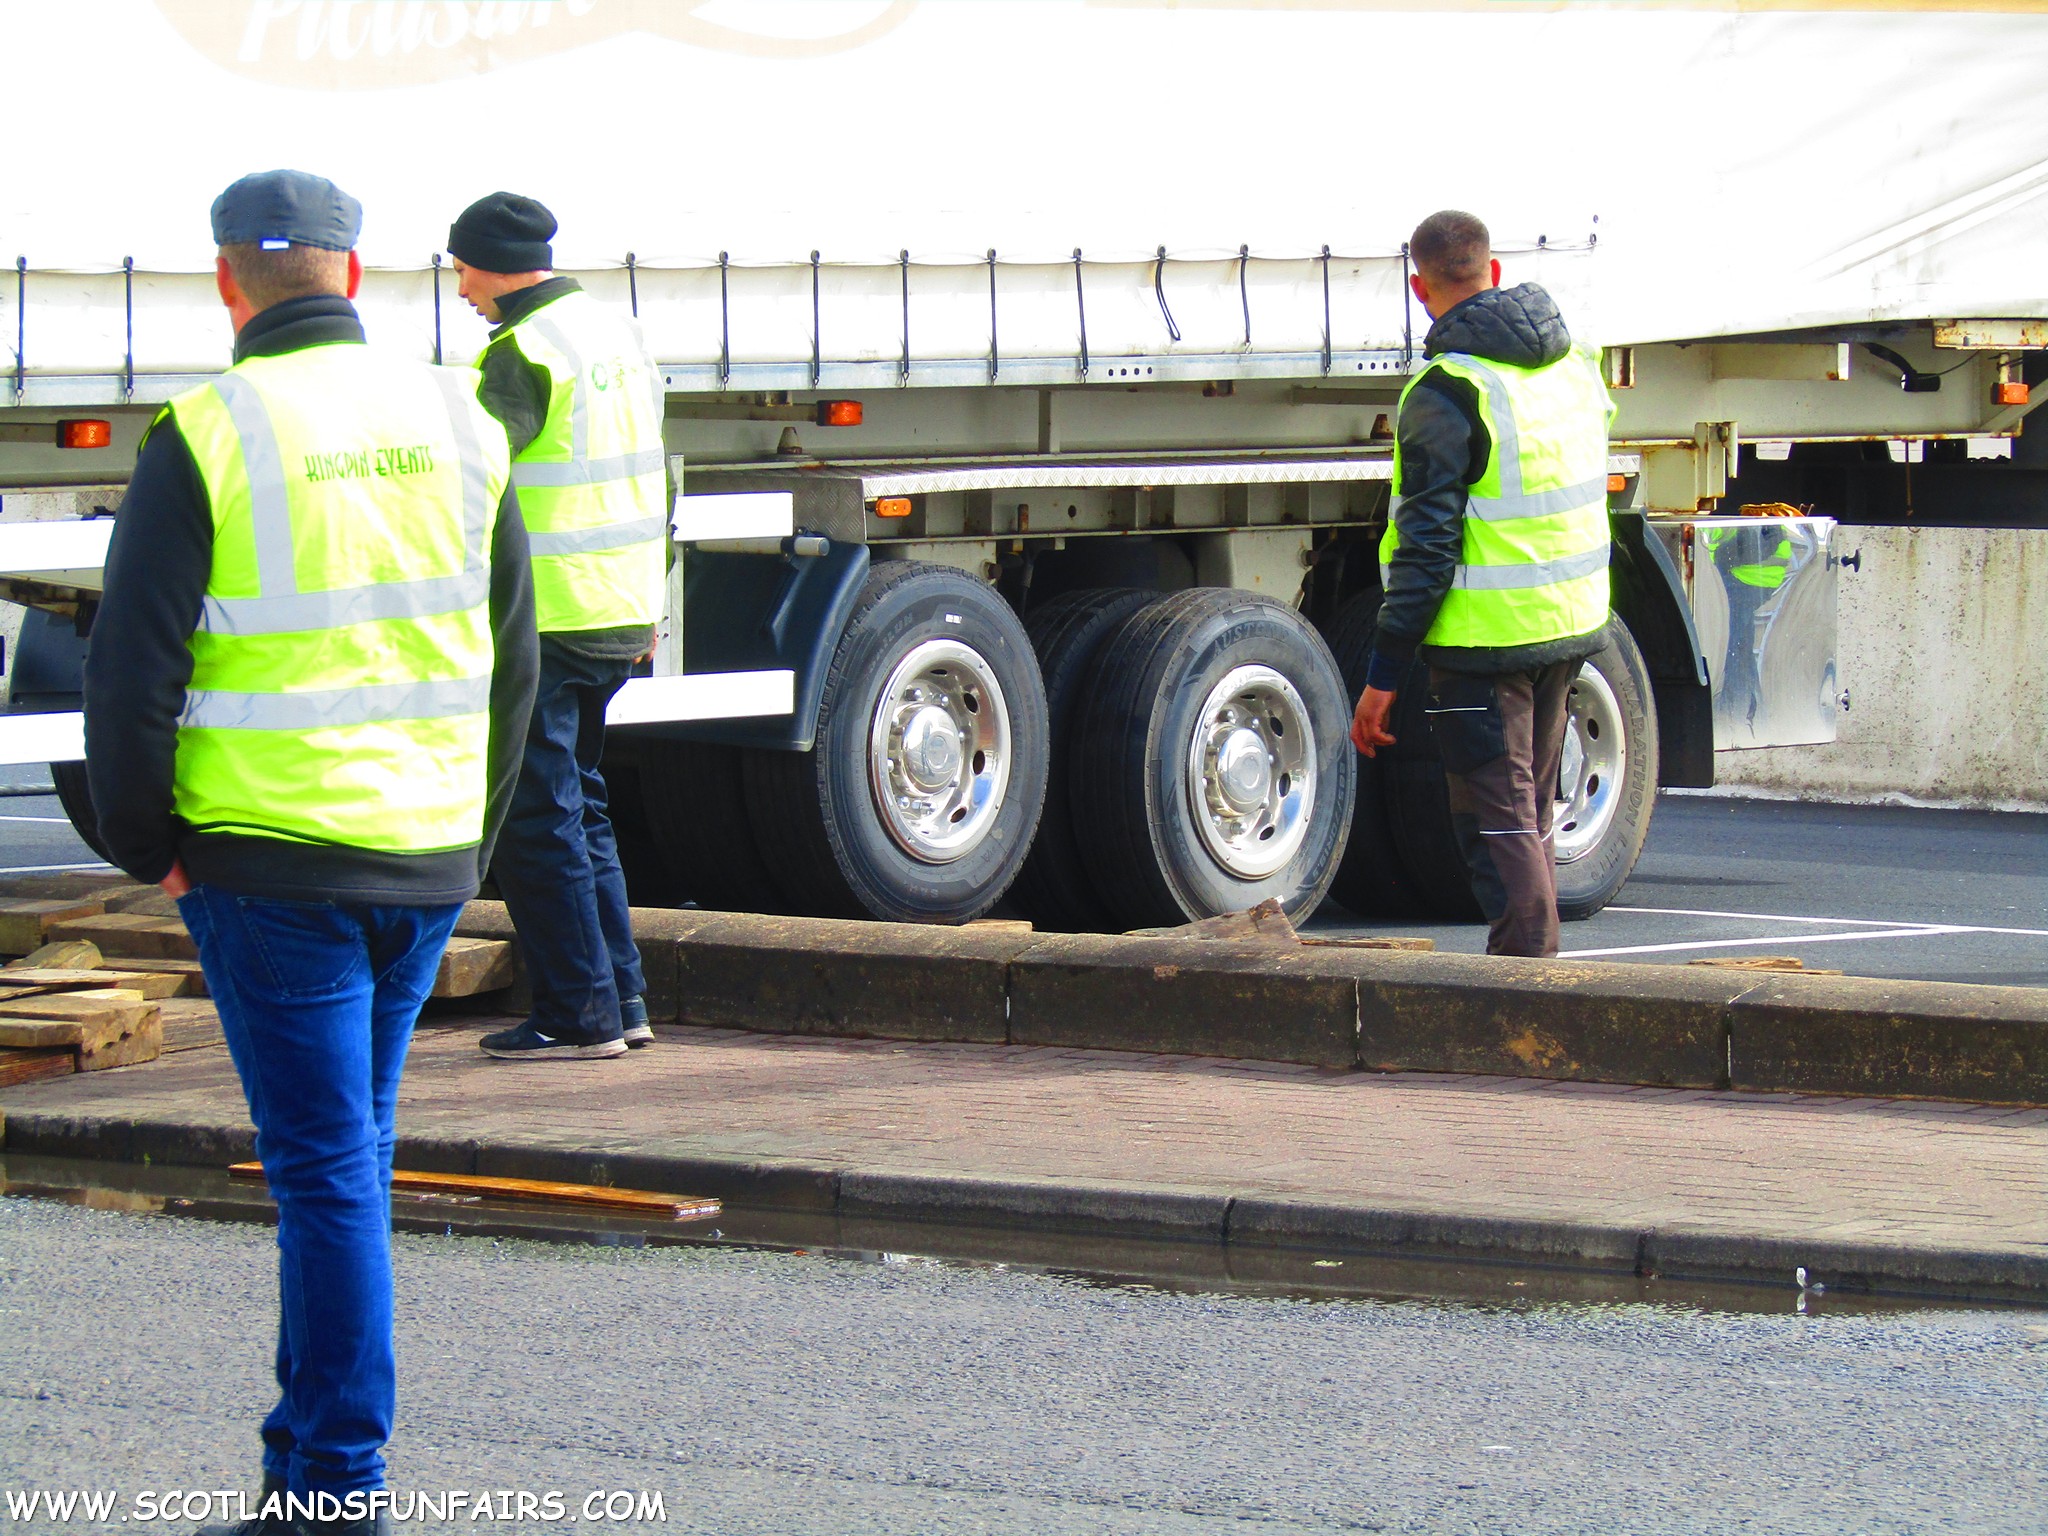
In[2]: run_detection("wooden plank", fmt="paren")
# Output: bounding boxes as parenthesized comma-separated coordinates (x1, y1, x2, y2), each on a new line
(5, 939, 104, 971)
(76, 1008, 162, 1071)
(0, 872, 146, 904)
(230, 1162, 721, 1220)
(99, 890, 182, 918)
(0, 1046, 74, 1087)
(99, 958, 208, 997)
(158, 998, 224, 1053)
(0, 898, 106, 955)
(0, 991, 156, 1053)
(1301, 936, 1438, 952)
(45, 913, 198, 961)
(0, 967, 184, 999)
(432, 936, 519, 998)
(1689, 955, 1844, 975)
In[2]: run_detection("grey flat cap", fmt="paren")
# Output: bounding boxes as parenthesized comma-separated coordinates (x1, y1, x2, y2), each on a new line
(210, 170, 363, 252)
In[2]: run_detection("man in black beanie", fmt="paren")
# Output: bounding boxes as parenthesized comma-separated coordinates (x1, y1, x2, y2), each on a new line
(450, 191, 669, 1060)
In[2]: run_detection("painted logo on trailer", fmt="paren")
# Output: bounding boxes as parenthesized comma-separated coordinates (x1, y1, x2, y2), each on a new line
(153, 1, 918, 89)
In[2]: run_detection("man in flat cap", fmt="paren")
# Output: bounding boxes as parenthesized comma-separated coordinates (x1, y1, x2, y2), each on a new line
(84, 170, 538, 1534)
(449, 192, 668, 1061)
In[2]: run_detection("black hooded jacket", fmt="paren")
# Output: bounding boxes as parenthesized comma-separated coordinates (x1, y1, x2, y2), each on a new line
(1366, 283, 1610, 688)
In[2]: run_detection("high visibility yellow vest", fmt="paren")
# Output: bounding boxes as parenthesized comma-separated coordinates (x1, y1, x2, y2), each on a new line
(1705, 525, 1794, 589)
(495, 290, 668, 632)
(165, 342, 511, 853)
(1382, 342, 1615, 649)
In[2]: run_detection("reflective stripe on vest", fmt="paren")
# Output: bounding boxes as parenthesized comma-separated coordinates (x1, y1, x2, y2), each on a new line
(1382, 342, 1614, 650)
(500, 292, 668, 631)
(196, 368, 493, 636)
(165, 343, 509, 854)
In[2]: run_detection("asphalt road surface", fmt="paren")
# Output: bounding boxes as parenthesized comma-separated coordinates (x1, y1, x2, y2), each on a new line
(2, 779, 2039, 986)
(3, 1197, 2044, 1535)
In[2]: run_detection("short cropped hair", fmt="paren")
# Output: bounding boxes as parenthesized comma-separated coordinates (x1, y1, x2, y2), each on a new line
(218, 242, 350, 310)
(1409, 211, 1491, 286)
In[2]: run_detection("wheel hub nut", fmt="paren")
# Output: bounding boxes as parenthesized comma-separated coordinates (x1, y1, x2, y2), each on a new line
(899, 706, 961, 790)
(1215, 729, 1271, 813)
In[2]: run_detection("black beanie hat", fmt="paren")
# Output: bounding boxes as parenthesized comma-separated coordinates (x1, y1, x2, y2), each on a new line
(448, 192, 556, 273)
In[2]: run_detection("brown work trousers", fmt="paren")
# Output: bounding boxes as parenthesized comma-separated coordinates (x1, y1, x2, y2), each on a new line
(1425, 662, 1576, 959)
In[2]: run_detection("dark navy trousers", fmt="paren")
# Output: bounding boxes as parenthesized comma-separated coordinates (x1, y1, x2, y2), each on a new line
(491, 640, 646, 1041)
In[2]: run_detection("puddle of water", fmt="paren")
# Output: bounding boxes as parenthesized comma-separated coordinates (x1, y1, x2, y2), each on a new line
(0, 1153, 2017, 1318)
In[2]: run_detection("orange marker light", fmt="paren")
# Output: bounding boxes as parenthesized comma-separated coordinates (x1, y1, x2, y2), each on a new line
(874, 497, 913, 519)
(1995, 382, 2030, 407)
(817, 400, 864, 427)
(58, 419, 112, 449)
(1607, 473, 1628, 494)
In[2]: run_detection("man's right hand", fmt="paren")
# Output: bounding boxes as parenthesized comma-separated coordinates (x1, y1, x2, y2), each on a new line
(1350, 687, 1398, 758)
(159, 859, 193, 899)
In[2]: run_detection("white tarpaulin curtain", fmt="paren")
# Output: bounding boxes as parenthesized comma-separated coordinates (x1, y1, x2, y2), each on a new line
(3, 0, 2045, 373)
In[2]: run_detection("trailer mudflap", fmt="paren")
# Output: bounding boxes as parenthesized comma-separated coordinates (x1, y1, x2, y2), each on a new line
(619, 538, 869, 752)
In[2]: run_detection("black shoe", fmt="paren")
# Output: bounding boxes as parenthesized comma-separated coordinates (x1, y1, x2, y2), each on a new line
(479, 1020, 627, 1060)
(620, 994, 653, 1048)
(193, 1476, 289, 1536)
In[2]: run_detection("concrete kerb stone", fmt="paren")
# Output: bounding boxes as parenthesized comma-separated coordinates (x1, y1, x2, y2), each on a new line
(1728, 972, 2048, 1105)
(1642, 1228, 2048, 1304)
(1226, 1195, 1645, 1272)
(455, 901, 719, 1023)
(840, 1168, 1232, 1239)
(1007, 934, 1358, 1066)
(675, 912, 1033, 1043)
(1300, 948, 1744, 1088)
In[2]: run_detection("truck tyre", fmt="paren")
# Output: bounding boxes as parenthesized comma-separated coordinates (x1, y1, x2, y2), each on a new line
(593, 744, 687, 909)
(1317, 591, 1432, 920)
(1006, 587, 1159, 931)
(1382, 620, 1659, 922)
(50, 760, 111, 864)
(1552, 622, 1659, 920)
(745, 561, 1049, 924)
(635, 738, 788, 914)
(1070, 589, 1354, 930)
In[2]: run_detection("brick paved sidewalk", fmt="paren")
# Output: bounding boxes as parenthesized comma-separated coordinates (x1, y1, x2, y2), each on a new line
(5, 1015, 2046, 1288)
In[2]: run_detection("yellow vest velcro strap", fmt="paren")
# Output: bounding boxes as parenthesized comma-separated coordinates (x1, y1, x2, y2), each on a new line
(526, 515, 668, 557)
(201, 569, 491, 637)
(1467, 474, 1609, 524)
(1453, 543, 1611, 591)
(181, 674, 491, 731)
(511, 447, 665, 489)
(197, 368, 497, 637)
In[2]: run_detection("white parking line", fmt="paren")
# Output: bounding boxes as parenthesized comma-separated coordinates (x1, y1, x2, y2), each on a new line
(0, 860, 112, 874)
(1610, 904, 2048, 940)
(1568, 926, 1973, 959)
(0, 815, 72, 824)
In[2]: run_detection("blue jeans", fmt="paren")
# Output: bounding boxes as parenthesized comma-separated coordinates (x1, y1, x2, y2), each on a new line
(179, 885, 462, 1498)
(491, 641, 646, 1040)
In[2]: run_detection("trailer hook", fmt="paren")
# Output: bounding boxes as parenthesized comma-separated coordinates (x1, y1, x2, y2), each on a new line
(810, 251, 821, 389)
(626, 251, 639, 318)
(1319, 245, 1332, 376)
(899, 249, 911, 387)
(987, 249, 999, 383)
(430, 253, 444, 365)
(122, 257, 135, 402)
(1238, 245, 1251, 348)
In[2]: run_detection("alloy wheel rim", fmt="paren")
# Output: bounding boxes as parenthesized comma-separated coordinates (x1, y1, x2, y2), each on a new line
(868, 638, 1013, 864)
(1555, 662, 1626, 864)
(1185, 664, 1316, 880)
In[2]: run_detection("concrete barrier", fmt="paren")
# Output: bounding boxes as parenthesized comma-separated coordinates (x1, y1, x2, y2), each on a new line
(533, 905, 2048, 1105)
(1712, 524, 2048, 808)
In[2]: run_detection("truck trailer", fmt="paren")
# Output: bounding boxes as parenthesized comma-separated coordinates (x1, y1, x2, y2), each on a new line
(2, 1, 2042, 930)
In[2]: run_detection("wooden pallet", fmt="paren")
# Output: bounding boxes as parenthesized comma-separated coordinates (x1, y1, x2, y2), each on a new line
(0, 897, 107, 956)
